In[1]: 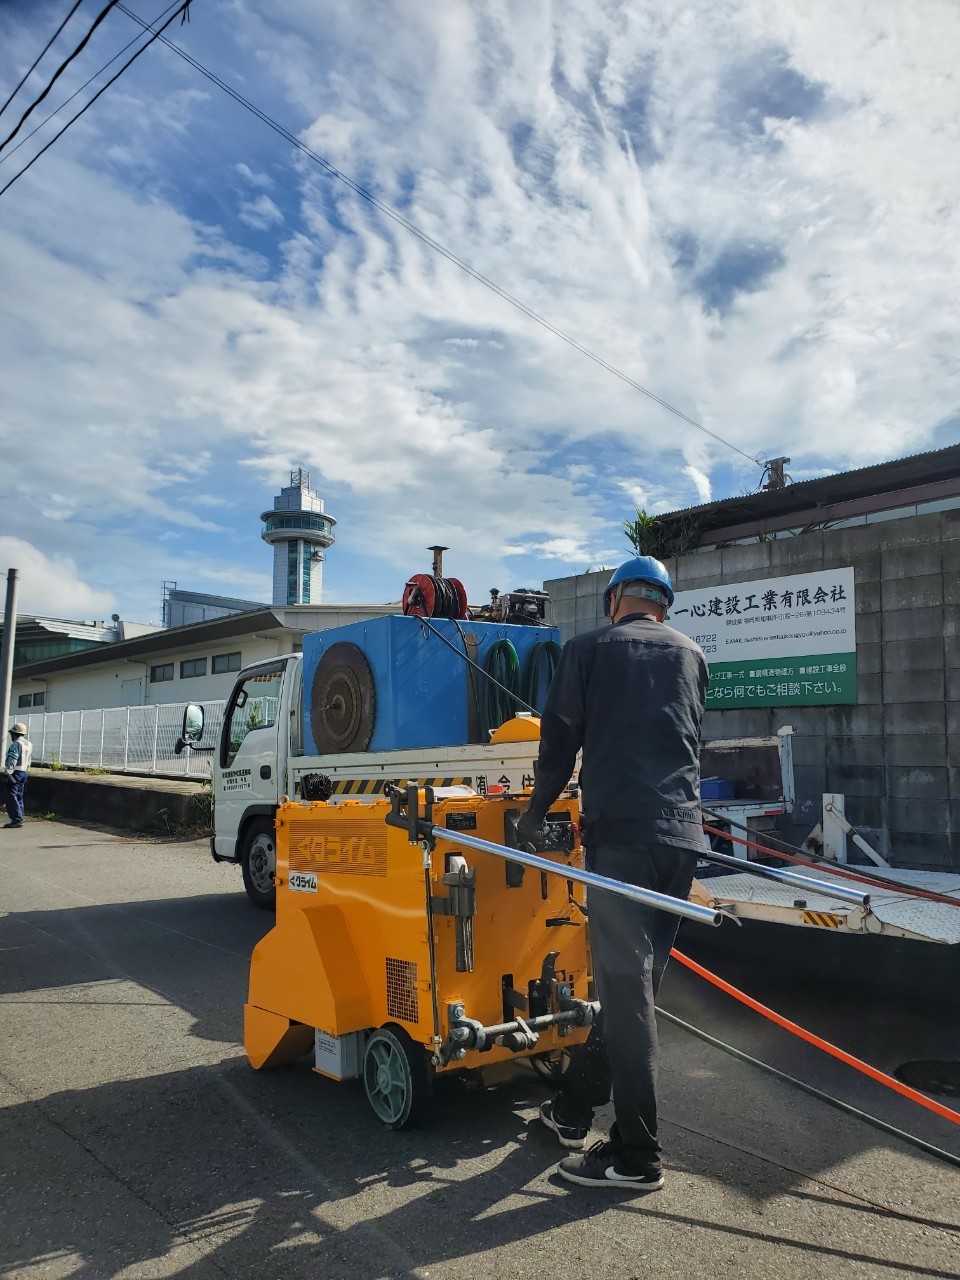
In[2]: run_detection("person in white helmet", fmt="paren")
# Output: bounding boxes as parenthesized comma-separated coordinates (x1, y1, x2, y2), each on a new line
(4, 723, 33, 829)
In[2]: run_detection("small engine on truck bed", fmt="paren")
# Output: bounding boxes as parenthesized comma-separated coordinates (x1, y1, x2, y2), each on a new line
(244, 789, 592, 1128)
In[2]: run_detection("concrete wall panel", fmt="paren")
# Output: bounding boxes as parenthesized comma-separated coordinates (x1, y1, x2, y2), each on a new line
(882, 607, 944, 641)
(546, 510, 956, 867)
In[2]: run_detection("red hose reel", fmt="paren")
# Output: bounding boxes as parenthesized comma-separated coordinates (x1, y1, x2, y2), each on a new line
(402, 574, 468, 620)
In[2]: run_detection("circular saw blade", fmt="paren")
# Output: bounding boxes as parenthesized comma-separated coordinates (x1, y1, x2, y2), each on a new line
(310, 642, 376, 753)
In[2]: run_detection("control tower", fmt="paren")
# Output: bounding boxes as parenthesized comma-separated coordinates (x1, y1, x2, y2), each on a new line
(261, 469, 336, 606)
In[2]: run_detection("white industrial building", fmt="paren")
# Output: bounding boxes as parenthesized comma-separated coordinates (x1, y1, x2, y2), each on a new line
(10, 603, 395, 715)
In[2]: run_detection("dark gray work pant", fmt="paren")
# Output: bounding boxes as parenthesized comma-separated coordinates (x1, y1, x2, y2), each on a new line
(556, 842, 697, 1176)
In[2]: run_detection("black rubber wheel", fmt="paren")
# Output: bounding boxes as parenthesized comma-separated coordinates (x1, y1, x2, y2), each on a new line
(530, 1049, 571, 1083)
(241, 818, 277, 911)
(362, 1024, 432, 1129)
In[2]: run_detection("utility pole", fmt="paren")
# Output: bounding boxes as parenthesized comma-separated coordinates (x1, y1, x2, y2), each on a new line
(0, 568, 20, 736)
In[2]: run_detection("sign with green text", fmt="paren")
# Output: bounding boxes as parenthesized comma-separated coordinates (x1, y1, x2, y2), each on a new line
(668, 567, 856, 708)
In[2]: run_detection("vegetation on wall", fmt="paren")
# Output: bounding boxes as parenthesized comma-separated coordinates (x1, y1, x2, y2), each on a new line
(621, 507, 703, 560)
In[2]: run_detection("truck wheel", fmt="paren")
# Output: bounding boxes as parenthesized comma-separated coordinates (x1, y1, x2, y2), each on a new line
(241, 818, 277, 911)
(362, 1025, 431, 1129)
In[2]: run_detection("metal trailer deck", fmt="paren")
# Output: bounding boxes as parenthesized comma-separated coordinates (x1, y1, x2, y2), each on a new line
(691, 866, 960, 945)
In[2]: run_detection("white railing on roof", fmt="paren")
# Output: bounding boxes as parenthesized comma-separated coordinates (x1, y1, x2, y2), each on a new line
(5, 702, 227, 778)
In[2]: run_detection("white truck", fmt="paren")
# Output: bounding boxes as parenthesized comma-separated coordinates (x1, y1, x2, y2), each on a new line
(180, 644, 798, 909)
(180, 651, 550, 908)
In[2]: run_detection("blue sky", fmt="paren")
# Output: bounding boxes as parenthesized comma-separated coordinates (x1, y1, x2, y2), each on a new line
(1, 0, 958, 622)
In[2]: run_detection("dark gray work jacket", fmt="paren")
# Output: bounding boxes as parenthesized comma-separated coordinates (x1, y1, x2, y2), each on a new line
(527, 614, 709, 852)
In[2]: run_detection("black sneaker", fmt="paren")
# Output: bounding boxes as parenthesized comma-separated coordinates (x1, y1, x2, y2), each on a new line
(558, 1140, 664, 1191)
(538, 1099, 588, 1150)
(3, 822, 22, 829)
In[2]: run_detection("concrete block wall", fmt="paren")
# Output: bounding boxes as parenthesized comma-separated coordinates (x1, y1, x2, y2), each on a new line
(546, 508, 960, 870)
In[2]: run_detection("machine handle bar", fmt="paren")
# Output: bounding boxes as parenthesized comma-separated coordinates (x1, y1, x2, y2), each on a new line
(698, 846, 870, 907)
(428, 826, 722, 927)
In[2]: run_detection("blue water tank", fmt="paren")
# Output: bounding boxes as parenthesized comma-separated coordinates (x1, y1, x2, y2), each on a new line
(302, 615, 560, 754)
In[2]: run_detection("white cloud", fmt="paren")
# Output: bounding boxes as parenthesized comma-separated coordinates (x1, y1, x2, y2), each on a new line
(238, 194, 284, 230)
(684, 465, 713, 504)
(0, 539, 115, 619)
(235, 162, 273, 188)
(1, 0, 958, 622)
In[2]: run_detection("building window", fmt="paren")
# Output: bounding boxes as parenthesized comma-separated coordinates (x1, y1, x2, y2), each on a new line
(287, 540, 300, 605)
(150, 663, 174, 683)
(180, 658, 207, 679)
(302, 552, 311, 604)
(32, 691, 45, 707)
(264, 512, 328, 534)
(212, 651, 242, 675)
(17, 694, 31, 709)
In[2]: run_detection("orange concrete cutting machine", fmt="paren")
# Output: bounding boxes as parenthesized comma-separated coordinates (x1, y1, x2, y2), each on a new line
(244, 782, 721, 1128)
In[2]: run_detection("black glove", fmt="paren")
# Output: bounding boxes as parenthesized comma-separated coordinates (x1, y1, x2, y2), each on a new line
(515, 810, 547, 853)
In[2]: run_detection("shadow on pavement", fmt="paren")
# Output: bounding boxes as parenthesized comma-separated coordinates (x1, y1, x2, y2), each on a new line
(0, 892, 270, 1045)
(4, 892, 960, 1277)
(5, 1051, 960, 1280)
(0, 1056, 609, 1279)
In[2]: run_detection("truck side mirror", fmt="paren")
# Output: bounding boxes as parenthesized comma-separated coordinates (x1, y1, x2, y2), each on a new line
(175, 703, 205, 754)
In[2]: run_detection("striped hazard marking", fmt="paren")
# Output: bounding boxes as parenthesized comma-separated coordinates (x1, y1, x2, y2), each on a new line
(801, 909, 843, 929)
(328, 777, 470, 796)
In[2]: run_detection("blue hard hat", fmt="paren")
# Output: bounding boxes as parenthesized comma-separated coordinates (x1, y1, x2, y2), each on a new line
(603, 556, 674, 615)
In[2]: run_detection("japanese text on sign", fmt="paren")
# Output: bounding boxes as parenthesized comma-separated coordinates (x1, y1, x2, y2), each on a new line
(668, 567, 856, 708)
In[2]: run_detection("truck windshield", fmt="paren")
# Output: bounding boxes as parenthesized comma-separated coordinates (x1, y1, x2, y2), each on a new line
(222, 664, 285, 768)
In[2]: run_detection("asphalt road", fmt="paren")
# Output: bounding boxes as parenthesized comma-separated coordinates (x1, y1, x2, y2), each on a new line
(1, 819, 959, 1280)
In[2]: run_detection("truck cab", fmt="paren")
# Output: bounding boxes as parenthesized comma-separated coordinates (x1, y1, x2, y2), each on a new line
(209, 652, 303, 908)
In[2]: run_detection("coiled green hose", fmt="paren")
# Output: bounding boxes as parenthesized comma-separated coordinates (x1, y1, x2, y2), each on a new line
(481, 638, 521, 736)
(522, 639, 562, 712)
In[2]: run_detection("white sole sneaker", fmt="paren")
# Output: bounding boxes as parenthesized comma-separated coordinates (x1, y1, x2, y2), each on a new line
(539, 1103, 588, 1150)
(558, 1165, 664, 1192)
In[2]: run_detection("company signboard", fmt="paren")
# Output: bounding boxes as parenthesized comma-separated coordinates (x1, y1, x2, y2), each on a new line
(668, 566, 856, 708)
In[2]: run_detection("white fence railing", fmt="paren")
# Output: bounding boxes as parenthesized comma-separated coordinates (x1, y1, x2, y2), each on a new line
(6, 702, 226, 778)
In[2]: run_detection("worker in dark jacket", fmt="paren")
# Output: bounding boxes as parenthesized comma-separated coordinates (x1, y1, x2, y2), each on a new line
(517, 556, 708, 1192)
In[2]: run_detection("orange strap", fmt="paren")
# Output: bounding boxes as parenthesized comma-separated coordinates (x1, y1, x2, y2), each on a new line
(670, 948, 960, 1127)
(701, 823, 960, 909)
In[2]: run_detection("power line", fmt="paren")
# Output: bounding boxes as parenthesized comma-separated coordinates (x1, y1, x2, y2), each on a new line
(0, 0, 184, 169)
(0, 0, 86, 122)
(0, 1, 192, 198)
(0, 0, 122, 157)
(114, 3, 762, 469)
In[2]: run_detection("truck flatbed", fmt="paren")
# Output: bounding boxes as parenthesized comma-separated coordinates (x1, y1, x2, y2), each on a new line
(691, 865, 960, 945)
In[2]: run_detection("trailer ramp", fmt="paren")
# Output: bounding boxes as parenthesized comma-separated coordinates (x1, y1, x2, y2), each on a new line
(691, 866, 960, 945)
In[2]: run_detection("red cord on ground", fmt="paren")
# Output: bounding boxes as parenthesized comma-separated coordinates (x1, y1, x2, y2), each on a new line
(670, 948, 960, 1127)
(701, 823, 960, 909)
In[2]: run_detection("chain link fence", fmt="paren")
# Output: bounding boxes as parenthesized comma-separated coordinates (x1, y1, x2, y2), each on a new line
(6, 702, 226, 778)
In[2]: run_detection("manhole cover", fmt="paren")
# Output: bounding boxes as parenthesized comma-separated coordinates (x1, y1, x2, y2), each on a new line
(894, 1061, 960, 1097)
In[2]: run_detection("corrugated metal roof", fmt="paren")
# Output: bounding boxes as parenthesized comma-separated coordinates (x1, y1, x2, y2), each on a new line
(0, 615, 119, 644)
(655, 441, 960, 527)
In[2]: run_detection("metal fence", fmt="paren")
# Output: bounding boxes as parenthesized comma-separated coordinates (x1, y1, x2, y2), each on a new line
(6, 701, 227, 778)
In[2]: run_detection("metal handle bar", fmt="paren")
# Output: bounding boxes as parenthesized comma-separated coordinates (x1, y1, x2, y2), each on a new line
(429, 827, 722, 927)
(699, 846, 870, 907)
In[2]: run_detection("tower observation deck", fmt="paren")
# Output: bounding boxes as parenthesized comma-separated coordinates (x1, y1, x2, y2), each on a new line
(261, 468, 336, 606)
